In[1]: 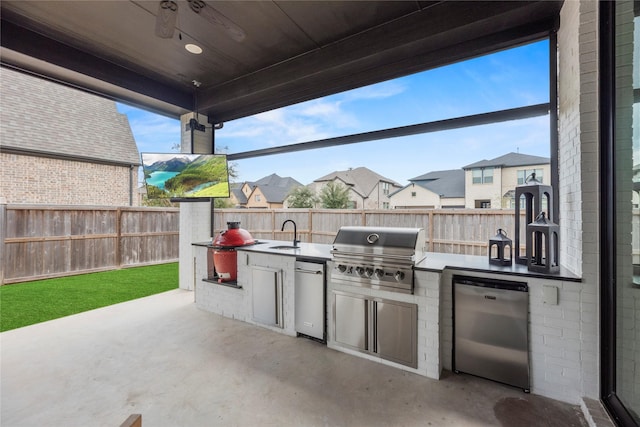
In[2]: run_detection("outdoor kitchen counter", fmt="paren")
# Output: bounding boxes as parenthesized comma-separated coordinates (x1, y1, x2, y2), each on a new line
(238, 239, 332, 261)
(193, 239, 332, 261)
(193, 240, 581, 281)
(415, 251, 581, 282)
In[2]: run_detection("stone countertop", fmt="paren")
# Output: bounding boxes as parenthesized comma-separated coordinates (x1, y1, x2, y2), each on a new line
(193, 239, 332, 262)
(415, 252, 581, 282)
(193, 240, 581, 282)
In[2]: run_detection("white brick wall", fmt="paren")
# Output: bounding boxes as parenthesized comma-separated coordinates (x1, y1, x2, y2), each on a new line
(195, 248, 297, 337)
(557, 0, 600, 402)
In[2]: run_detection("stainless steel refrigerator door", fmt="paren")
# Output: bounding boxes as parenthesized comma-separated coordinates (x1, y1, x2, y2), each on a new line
(295, 261, 325, 340)
(454, 279, 529, 390)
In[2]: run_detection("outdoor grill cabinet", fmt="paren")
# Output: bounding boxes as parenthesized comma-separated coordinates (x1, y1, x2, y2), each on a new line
(333, 291, 418, 368)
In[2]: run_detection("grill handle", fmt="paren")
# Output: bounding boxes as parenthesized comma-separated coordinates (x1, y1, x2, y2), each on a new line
(331, 251, 415, 261)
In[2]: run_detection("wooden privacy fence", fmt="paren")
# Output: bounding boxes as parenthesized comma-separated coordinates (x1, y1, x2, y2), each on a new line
(2, 206, 538, 285)
(1, 205, 179, 284)
(213, 208, 520, 255)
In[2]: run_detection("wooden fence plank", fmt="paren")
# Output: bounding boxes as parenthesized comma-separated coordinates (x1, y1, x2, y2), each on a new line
(2, 206, 179, 284)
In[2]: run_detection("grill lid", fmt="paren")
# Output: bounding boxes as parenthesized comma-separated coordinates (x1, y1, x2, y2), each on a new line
(212, 221, 256, 248)
(331, 226, 426, 263)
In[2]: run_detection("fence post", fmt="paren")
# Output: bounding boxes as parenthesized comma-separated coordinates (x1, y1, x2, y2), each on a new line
(0, 203, 6, 285)
(428, 210, 434, 252)
(116, 208, 122, 268)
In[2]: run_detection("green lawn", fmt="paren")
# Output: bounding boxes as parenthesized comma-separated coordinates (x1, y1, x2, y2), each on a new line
(0, 263, 179, 332)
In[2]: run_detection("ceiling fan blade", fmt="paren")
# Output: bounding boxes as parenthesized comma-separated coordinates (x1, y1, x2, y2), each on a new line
(155, 0, 178, 39)
(187, 0, 246, 42)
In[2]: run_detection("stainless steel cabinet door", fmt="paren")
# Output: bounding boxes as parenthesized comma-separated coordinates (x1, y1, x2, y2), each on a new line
(334, 292, 367, 351)
(251, 267, 283, 328)
(375, 299, 417, 368)
(295, 261, 325, 340)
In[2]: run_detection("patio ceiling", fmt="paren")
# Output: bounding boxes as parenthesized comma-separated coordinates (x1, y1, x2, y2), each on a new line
(0, 1, 562, 124)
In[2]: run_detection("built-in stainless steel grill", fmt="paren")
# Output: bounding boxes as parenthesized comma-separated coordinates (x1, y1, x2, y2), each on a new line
(330, 226, 426, 294)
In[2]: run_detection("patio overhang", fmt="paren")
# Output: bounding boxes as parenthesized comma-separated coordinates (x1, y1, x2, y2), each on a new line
(0, 1, 562, 122)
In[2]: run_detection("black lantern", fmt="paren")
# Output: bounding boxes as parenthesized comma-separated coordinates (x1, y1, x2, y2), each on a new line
(488, 228, 513, 266)
(526, 212, 560, 273)
(514, 172, 553, 265)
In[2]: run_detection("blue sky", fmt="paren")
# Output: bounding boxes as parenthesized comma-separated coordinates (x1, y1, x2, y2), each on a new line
(118, 39, 550, 186)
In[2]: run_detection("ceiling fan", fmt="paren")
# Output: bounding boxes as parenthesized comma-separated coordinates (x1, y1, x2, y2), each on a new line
(155, 0, 246, 42)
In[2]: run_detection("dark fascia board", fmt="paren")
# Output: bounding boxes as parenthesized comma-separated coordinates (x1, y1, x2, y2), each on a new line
(1, 146, 141, 168)
(0, 19, 193, 118)
(203, 3, 560, 123)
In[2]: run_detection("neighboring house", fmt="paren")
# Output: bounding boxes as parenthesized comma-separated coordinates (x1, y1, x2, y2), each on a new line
(230, 174, 302, 209)
(389, 170, 465, 209)
(228, 183, 249, 208)
(0, 68, 140, 206)
(462, 152, 551, 209)
(309, 167, 402, 209)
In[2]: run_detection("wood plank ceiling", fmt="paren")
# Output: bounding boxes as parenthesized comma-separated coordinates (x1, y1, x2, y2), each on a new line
(0, 1, 562, 124)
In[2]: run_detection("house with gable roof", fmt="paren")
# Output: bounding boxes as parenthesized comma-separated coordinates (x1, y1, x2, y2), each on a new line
(389, 169, 465, 209)
(0, 68, 140, 206)
(462, 152, 550, 209)
(229, 173, 303, 209)
(308, 167, 402, 209)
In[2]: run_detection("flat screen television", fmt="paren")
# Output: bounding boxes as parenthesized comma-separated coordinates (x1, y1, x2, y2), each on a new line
(141, 153, 230, 200)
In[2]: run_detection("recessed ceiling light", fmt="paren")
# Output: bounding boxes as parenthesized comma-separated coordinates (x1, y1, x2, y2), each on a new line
(185, 44, 203, 54)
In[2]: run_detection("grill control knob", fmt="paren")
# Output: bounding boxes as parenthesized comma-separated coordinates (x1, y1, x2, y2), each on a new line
(355, 266, 365, 276)
(364, 267, 374, 277)
(337, 264, 347, 273)
(394, 271, 405, 281)
(374, 268, 384, 278)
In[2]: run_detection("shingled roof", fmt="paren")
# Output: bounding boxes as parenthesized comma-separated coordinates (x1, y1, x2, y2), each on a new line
(250, 173, 303, 203)
(462, 152, 549, 169)
(313, 167, 401, 197)
(407, 169, 465, 198)
(0, 68, 139, 165)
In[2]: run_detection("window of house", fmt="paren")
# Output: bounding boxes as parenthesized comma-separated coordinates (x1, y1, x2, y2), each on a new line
(475, 200, 491, 208)
(472, 168, 494, 184)
(382, 202, 389, 209)
(411, 191, 416, 197)
(255, 195, 261, 202)
(517, 168, 543, 185)
(382, 182, 390, 195)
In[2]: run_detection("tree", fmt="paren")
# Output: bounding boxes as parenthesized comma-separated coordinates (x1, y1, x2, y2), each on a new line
(286, 186, 318, 208)
(319, 181, 350, 209)
(214, 197, 234, 208)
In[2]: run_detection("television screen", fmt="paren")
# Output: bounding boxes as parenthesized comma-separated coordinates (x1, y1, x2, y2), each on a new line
(141, 153, 230, 200)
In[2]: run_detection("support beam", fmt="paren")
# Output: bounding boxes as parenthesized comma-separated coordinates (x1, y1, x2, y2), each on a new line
(228, 103, 550, 161)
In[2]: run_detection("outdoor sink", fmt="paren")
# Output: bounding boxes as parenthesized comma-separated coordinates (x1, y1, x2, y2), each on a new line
(269, 245, 301, 250)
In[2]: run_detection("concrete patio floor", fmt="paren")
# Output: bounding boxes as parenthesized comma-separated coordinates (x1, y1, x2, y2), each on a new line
(1, 289, 589, 427)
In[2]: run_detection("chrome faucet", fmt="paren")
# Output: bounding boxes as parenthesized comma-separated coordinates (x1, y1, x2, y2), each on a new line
(281, 219, 299, 247)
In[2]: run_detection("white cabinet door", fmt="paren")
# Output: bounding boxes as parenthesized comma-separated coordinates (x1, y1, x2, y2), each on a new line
(251, 266, 283, 328)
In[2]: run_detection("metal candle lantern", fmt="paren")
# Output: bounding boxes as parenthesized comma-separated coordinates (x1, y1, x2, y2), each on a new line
(514, 172, 554, 265)
(488, 229, 513, 266)
(526, 212, 559, 273)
